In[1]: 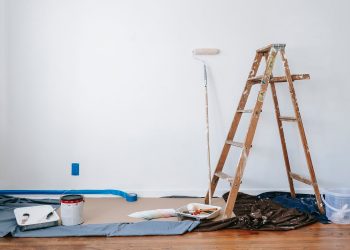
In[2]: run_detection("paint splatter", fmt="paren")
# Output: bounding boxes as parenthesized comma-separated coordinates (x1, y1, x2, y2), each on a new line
(258, 91, 265, 102)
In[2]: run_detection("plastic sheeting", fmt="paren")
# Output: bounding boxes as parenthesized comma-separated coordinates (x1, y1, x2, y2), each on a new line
(195, 192, 318, 231)
(0, 192, 326, 237)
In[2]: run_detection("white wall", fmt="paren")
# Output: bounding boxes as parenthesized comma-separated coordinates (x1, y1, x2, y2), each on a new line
(0, 0, 7, 174)
(1, 0, 349, 196)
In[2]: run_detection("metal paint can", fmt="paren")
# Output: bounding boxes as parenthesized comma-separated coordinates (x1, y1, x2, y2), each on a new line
(60, 194, 84, 226)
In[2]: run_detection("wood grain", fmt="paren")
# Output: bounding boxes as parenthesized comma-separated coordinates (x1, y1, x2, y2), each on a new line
(1, 223, 349, 250)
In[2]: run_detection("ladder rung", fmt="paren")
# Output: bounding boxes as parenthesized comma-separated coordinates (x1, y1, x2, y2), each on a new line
(226, 140, 244, 148)
(226, 140, 252, 148)
(290, 172, 313, 185)
(215, 171, 233, 183)
(237, 109, 253, 113)
(248, 74, 310, 84)
(279, 116, 297, 122)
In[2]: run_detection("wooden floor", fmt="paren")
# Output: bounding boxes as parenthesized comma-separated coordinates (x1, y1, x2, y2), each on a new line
(1, 223, 350, 250)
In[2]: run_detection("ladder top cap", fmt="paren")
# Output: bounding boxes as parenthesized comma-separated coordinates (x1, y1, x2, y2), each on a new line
(272, 43, 286, 48)
(257, 44, 286, 53)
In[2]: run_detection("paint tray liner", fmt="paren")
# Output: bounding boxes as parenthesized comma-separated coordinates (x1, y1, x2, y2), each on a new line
(175, 203, 221, 220)
(14, 205, 59, 231)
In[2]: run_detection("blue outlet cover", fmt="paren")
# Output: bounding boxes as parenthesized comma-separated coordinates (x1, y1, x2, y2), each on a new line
(71, 163, 79, 176)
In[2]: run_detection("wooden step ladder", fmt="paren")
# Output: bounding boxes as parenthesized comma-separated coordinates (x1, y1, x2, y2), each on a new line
(205, 44, 324, 218)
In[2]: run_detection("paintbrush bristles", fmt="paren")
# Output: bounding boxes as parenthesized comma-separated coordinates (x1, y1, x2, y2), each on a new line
(193, 48, 220, 55)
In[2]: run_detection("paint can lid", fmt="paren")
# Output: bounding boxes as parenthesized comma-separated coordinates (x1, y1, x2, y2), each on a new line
(60, 194, 84, 203)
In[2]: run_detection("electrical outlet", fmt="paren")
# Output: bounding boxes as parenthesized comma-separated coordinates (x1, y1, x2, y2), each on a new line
(71, 163, 79, 176)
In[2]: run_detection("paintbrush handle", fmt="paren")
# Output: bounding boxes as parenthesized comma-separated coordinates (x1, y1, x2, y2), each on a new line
(198, 208, 218, 212)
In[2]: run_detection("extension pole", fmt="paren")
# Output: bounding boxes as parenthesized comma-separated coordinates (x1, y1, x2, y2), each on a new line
(192, 48, 219, 205)
(204, 64, 212, 205)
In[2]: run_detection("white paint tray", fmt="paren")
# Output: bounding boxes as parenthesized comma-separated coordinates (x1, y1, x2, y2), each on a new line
(175, 203, 221, 220)
(14, 205, 59, 231)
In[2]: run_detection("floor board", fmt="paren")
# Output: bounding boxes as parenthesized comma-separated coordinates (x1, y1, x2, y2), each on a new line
(1, 223, 350, 250)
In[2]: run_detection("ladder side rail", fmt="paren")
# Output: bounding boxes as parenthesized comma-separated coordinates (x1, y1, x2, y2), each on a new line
(204, 52, 264, 204)
(270, 82, 296, 197)
(267, 47, 296, 197)
(280, 49, 324, 213)
(223, 48, 279, 217)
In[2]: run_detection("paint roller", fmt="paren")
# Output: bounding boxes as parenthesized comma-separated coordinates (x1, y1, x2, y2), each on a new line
(193, 48, 220, 56)
(192, 48, 220, 205)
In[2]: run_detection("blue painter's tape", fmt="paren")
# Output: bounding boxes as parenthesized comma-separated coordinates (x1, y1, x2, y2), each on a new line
(0, 189, 138, 202)
(71, 163, 79, 176)
(125, 193, 138, 202)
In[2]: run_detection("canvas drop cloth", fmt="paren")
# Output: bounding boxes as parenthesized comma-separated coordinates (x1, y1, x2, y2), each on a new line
(0, 192, 325, 237)
(0, 195, 199, 237)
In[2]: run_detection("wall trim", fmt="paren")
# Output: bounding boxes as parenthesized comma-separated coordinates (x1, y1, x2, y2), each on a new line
(11, 188, 317, 199)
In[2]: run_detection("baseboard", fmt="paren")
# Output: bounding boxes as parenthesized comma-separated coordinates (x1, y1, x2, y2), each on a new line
(7, 187, 316, 199)
(131, 187, 315, 197)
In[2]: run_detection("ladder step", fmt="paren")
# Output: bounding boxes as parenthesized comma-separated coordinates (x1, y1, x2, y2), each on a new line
(248, 74, 310, 84)
(215, 171, 233, 183)
(290, 172, 313, 185)
(226, 140, 244, 148)
(237, 109, 253, 113)
(248, 75, 264, 82)
(226, 140, 252, 148)
(279, 116, 297, 122)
